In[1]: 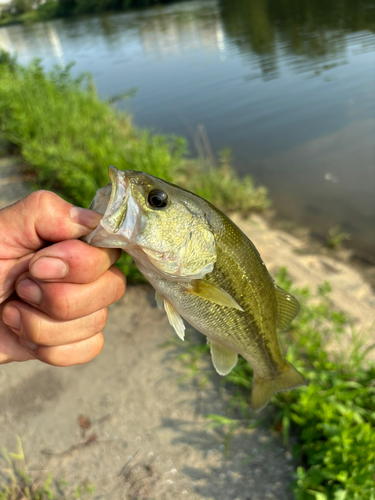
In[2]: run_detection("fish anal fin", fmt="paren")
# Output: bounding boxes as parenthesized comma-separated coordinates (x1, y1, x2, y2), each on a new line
(275, 285, 300, 331)
(210, 341, 238, 376)
(187, 280, 244, 312)
(164, 299, 185, 341)
(251, 362, 307, 411)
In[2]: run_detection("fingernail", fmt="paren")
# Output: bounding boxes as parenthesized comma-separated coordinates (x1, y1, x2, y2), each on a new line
(17, 279, 42, 305)
(20, 339, 37, 351)
(2, 306, 21, 330)
(31, 257, 68, 280)
(70, 207, 102, 229)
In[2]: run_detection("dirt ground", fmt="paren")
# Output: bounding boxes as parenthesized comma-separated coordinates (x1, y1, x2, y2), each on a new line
(0, 157, 374, 499)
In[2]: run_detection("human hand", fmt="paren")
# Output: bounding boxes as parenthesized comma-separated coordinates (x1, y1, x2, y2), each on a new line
(0, 191, 126, 366)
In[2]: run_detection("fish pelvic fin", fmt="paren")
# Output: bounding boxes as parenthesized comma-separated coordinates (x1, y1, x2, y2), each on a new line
(155, 290, 164, 310)
(164, 298, 185, 341)
(251, 362, 307, 411)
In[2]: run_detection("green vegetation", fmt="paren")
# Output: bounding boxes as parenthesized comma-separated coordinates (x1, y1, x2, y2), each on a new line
(326, 225, 351, 250)
(0, 0, 181, 26)
(0, 50, 269, 280)
(0, 436, 94, 499)
(178, 269, 375, 499)
(269, 270, 374, 499)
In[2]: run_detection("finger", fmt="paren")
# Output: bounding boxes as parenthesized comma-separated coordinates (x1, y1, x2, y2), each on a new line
(28, 239, 121, 284)
(15, 266, 126, 321)
(0, 191, 103, 260)
(20, 332, 104, 367)
(2, 300, 108, 347)
(0, 298, 37, 363)
(0, 326, 36, 364)
(0, 253, 34, 304)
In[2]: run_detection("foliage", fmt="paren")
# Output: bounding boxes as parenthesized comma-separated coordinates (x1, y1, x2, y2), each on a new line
(326, 225, 351, 250)
(175, 148, 270, 213)
(189, 268, 375, 499)
(272, 269, 375, 500)
(0, 0, 183, 24)
(0, 52, 269, 280)
(0, 436, 94, 499)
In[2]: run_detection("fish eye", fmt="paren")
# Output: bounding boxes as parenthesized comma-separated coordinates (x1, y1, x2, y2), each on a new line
(148, 189, 169, 209)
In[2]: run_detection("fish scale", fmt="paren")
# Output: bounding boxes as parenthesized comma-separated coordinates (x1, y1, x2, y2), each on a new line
(84, 166, 307, 410)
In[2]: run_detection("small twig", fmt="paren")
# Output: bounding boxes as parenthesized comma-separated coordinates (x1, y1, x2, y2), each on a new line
(41, 432, 98, 457)
(118, 450, 140, 477)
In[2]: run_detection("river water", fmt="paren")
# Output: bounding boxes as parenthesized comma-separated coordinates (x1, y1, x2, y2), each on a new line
(1, 0, 374, 260)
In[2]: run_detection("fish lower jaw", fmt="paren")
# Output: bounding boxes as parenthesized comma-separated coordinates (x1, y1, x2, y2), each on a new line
(83, 222, 132, 249)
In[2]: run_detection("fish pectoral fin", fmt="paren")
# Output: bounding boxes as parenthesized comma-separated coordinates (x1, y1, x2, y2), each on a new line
(251, 362, 307, 411)
(186, 280, 244, 312)
(155, 290, 164, 310)
(275, 285, 300, 331)
(210, 341, 238, 376)
(164, 298, 185, 341)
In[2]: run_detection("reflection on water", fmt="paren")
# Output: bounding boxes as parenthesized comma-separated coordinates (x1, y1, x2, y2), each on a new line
(0, 0, 374, 259)
(221, 0, 375, 77)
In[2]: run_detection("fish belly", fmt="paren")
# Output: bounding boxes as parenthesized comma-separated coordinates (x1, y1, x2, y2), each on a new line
(145, 271, 286, 380)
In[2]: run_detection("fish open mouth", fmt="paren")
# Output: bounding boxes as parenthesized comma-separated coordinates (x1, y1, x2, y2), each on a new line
(83, 165, 129, 245)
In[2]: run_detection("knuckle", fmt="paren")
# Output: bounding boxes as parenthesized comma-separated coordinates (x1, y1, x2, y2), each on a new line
(84, 251, 105, 277)
(111, 268, 127, 302)
(28, 190, 60, 210)
(45, 287, 73, 321)
(19, 311, 44, 344)
(94, 308, 108, 333)
(94, 332, 104, 354)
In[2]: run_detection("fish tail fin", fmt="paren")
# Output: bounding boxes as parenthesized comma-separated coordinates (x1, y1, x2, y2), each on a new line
(251, 362, 307, 411)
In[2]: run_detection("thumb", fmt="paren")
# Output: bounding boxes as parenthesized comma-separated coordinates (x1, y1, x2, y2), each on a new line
(0, 191, 102, 258)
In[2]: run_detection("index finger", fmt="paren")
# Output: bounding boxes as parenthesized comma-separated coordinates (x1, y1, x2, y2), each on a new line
(28, 239, 122, 284)
(0, 191, 102, 260)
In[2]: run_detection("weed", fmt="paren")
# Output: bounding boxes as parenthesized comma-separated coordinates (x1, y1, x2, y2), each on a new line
(326, 225, 351, 250)
(0, 437, 94, 499)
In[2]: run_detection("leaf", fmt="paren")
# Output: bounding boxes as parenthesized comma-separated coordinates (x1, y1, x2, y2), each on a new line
(334, 490, 347, 500)
(307, 490, 328, 500)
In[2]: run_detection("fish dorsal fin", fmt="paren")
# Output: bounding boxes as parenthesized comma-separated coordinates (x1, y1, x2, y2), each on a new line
(155, 290, 163, 310)
(275, 286, 300, 331)
(164, 298, 185, 341)
(209, 341, 238, 376)
(186, 280, 244, 312)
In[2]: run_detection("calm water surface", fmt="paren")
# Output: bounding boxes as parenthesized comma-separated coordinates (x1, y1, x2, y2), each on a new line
(1, 0, 375, 259)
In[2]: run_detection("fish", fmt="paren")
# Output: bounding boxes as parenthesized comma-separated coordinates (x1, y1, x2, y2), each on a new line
(84, 165, 307, 410)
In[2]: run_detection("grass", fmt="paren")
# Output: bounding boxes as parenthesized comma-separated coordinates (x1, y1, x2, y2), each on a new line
(176, 268, 375, 500)
(269, 270, 375, 500)
(326, 225, 351, 250)
(0, 49, 270, 281)
(0, 436, 94, 499)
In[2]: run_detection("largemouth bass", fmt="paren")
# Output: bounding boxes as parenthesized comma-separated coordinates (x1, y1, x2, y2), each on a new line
(84, 166, 306, 410)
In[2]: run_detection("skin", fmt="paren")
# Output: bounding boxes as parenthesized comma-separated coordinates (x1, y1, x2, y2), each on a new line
(0, 190, 126, 366)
